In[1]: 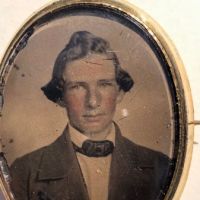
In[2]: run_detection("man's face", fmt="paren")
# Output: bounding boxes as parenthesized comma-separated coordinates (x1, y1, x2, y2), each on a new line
(63, 54, 124, 135)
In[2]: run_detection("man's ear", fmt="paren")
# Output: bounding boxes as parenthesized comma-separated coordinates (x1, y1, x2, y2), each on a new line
(116, 90, 125, 103)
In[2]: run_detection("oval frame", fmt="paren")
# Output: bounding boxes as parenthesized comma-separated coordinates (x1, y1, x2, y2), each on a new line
(0, 0, 194, 200)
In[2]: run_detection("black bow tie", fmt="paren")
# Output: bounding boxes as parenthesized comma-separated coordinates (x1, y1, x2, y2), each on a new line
(73, 140, 114, 157)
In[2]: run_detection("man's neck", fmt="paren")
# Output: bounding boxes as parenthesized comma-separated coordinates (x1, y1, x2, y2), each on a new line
(68, 123, 115, 148)
(84, 124, 112, 140)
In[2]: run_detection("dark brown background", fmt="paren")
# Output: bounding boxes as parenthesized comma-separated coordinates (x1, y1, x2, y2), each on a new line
(0, 15, 174, 164)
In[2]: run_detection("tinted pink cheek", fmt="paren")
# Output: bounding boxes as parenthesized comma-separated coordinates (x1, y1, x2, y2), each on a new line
(67, 96, 84, 113)
(104, 96, 117, 109)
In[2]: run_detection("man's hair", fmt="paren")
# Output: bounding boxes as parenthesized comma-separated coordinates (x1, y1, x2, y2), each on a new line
(41, 31, 134, 105)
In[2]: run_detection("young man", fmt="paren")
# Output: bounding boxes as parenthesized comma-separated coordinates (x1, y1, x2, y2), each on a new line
(10, 31, 171, 200)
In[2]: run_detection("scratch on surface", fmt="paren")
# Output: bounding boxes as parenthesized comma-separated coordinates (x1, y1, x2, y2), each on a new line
(84, 61, 102, 66)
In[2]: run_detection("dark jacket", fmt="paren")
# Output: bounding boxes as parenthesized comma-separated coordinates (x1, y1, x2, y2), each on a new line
(10, 125, 171, 200)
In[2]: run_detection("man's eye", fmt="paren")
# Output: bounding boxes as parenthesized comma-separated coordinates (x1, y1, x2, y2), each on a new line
(68, 85, 81, 90)
(99, 82, 113, 87)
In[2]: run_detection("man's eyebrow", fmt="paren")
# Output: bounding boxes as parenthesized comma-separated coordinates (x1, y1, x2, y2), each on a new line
(98, 79, 116, 82)
(65, 81, 86, 86)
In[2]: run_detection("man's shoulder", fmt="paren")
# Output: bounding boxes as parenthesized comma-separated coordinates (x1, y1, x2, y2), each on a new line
(10, 146, 45, 173)
(120, 136, 170, 164)
(114, 122, 169, 164)
(10, 136, 61, 169)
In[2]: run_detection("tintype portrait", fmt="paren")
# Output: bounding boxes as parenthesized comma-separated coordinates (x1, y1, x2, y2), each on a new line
(0, 1, 188, 200)
(9, 31, 170, 200)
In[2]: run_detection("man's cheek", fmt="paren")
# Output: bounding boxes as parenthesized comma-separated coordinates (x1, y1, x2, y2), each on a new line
(72, 104, 83, 116)
(66, 94, 83, 106)
(65, 96, 84, 114)
(104, 97, 117, 110)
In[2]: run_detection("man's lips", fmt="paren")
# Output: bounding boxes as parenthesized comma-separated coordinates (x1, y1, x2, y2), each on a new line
(83, 113, 105, 122)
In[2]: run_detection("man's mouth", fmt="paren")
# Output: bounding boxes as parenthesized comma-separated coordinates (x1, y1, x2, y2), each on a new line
(83, 113, 105, 122)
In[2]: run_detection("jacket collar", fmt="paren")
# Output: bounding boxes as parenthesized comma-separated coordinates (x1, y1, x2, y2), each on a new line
(37, 126, 77, 180)
(37, 126, 90, 200)
(36, 123, 154, 200)
(37, 123, 137, 181)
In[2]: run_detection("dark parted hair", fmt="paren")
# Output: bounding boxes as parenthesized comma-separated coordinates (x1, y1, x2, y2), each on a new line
(41, 31, 134, 105)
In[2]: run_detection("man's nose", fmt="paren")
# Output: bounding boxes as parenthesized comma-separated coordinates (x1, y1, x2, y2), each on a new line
(86, 87, 101, 109)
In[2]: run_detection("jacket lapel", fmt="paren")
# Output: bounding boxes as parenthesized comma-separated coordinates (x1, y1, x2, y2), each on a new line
(36, 128, 89, 200)
(108, 124, 155, 200)
(34, 124, 155, 200)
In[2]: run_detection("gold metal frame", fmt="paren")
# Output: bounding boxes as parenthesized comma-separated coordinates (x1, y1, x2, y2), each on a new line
(0, 0, 194, 199)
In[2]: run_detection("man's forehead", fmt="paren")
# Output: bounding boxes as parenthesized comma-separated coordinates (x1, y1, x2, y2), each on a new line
(63, 54, 116, 81)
